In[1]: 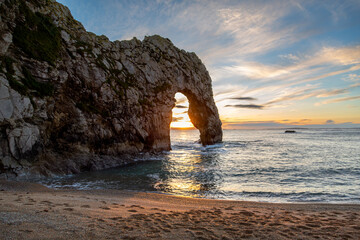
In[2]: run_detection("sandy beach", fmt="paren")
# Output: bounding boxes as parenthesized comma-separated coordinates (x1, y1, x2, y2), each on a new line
(0, 180, 359, 239)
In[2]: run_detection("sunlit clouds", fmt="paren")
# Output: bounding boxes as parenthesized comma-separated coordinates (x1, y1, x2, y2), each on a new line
(57, 0, 360, 128)
(316, 95, 360, 106)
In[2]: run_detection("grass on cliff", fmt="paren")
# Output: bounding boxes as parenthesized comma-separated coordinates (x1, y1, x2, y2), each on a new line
(0, 56, 54, 97)
(13, 0, 61, 65)
(22, 67, 54, 97)
(75, 41, 94, 57)
(106, 65, 138, 98)
(0, 56, 27, 95)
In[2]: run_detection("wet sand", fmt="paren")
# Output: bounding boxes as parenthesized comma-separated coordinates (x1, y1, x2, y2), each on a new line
(0, 180, 360, 239)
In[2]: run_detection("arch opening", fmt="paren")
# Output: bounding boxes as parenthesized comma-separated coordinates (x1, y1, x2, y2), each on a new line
(171, 93, 195, 130)
(170, 92, 199, 148)
(145, 88, 222, 151)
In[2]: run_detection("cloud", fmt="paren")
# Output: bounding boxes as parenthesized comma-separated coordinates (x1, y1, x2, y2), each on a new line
(326, 120, 335, 124)
(279, 53, 300, 62)
(264, 85, 319, 106)
(316, 95, 360, 106)
(217, 61, 291, 80)
(229, 97, 257, 101)
(101, 0, 328, 64)
(213, 84, 253, 102)
(316, 89, 349, 98)
(267, 84, 359, 105)
(343, 74, 360, 82)
(230, 80, 360, 109)
(215, 45, 360, 84)
(172, 116, 184, 122)
(175, 105, 188, 109)
(215, 79, 360, 112)
(200, 3, 301, 62)
(288, 64, 360, 87)
(225, 104, 264, 109)
(315, 46, 360, 65)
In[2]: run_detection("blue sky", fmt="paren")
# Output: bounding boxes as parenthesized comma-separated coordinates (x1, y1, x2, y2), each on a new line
(57, 0, 360, 128)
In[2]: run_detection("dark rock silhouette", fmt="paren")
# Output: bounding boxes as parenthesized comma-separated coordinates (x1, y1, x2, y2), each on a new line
(285, 130, 296, 133)
(0, 0, 222, 178)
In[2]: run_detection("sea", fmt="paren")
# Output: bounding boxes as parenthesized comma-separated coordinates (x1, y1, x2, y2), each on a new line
(39, 128, 360, 203)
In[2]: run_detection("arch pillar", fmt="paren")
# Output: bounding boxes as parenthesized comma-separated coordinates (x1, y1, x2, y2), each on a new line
(181, 89, 222, 146)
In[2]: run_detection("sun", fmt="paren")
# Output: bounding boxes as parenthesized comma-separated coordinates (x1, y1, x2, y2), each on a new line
(170, 109, 194, 129)
(170, 120, 194, 129)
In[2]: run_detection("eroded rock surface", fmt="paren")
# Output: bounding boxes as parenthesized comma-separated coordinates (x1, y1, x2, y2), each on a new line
(0, 0, 222, 178)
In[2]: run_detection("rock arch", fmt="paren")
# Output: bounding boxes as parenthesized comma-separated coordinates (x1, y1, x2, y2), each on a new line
(142, 36, 222, 151)
(0, 0, 222, 177)
(144, 85, 222, 151)
(183, 89, 223, 146)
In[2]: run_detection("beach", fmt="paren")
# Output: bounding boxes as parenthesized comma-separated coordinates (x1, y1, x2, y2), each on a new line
(0, 180, 359, 239)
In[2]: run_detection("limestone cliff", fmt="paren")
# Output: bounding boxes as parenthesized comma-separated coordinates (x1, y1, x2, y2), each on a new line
(0, 0, 222, 178)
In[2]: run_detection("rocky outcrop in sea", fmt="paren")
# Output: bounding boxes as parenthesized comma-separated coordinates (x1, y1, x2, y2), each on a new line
(0, 0, 222, 179)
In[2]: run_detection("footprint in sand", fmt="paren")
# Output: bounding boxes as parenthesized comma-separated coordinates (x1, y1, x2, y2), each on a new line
(100, 207, 111, 210)
(224, 206, 234, 210)
(40, 200, 52, 204)
(129, 205, 145, 209)
(63, 207, 74, 211)
(15, 198, 23, 202)
(81, 205, 91, 208)
(128, 209, 137, 213)
(123, 225, 134, 231)
(23, 203, 34, 206)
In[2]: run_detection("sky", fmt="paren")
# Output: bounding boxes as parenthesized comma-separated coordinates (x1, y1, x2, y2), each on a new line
(57, 0, 360, 129)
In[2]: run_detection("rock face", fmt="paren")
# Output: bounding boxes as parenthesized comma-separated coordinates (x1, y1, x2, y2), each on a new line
(0, 0, 222, 178)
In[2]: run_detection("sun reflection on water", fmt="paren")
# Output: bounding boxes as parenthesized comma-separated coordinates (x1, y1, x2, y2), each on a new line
(38, 129, 360, 202)
(154, 132, 221, 198)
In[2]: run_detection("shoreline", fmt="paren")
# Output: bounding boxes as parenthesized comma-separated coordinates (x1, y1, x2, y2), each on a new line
(38, 180, 360, 205)
(42, 187, 360, 206)
(1, 180, 360, 239)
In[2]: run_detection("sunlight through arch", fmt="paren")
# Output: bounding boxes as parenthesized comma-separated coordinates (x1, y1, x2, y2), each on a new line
(170, 93, 195, 130)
